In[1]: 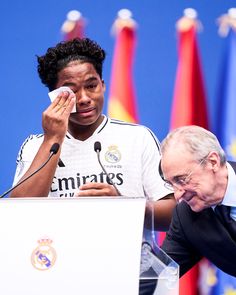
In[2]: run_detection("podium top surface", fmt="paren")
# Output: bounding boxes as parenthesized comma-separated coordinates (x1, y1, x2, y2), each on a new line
(2, 195, 146, 202)
(0, 195, 146, 295)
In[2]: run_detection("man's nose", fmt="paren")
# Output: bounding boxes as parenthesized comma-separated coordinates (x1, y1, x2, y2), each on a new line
(76, 90, 91, 104)
(173, 186, 185, 203)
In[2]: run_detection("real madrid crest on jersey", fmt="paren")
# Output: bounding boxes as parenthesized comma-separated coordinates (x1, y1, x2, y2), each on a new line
(31, 238, 57, 271)
(105, 145, 121, 163)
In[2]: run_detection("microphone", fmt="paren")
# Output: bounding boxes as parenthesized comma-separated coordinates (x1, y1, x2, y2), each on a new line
(50, 143, 60, 155)
(94, 141, 121, 196)
(0, 143, 60, 198)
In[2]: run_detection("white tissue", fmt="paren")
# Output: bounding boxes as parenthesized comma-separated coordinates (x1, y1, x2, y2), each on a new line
(48, 86, 76, 113)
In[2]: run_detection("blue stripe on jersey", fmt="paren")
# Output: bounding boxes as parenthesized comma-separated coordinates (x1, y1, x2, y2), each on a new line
(35, 134, 43, 138)
(110, 119, 161, 154)
(97, 116, 108, 133)
(146, 128, 161, 154)
(16, 134, 43, 163)
(17, 135, 33, 163)
(110, 119, 138, 127)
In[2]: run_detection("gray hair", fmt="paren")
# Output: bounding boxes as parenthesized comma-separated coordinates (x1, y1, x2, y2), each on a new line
(161, 125, 226, 164)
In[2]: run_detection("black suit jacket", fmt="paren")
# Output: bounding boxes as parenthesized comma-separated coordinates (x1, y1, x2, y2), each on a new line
(161, 161, 236, 277)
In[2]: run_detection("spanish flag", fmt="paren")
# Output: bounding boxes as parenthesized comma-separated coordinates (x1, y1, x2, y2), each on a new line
(108, 9, 138, 123)
(171, 9, 209, 295)
(171, 9, 208, 129)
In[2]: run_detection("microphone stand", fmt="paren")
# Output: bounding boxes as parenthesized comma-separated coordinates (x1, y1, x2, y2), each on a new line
(94, 141, 121, 196)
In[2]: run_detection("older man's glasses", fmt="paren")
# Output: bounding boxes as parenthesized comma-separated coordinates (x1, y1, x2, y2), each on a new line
(163, 156, 208, 190)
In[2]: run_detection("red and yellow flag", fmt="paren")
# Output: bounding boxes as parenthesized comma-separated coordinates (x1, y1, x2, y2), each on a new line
(108, 9, 138, 123)
(171, 9, 209, 295)
(171, 10, 208, 130)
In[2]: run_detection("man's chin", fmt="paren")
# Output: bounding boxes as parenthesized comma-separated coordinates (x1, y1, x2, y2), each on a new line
(187, 198, 204, 212)
(69, 117, 95, 126)
(189, 202, 206, 212)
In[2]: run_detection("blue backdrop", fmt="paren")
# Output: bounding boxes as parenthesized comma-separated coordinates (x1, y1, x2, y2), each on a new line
(0, 0, 235, 193)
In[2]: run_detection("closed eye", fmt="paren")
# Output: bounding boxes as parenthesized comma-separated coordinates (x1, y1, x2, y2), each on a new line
(86, 83, 97, 90)
(174, 176, 189, 186)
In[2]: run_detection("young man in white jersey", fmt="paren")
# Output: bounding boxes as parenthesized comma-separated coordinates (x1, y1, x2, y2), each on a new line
(10, 38, 175, 294)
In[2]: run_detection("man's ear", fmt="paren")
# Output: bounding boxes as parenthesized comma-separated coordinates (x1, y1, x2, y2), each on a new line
(207, 151, 221, 171)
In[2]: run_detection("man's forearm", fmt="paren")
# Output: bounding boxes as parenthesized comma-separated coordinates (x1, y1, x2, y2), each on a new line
(10, 141, 60, 198)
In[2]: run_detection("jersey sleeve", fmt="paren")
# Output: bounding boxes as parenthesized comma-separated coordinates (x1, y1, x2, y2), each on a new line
(12, 134, 43, 185)
(141, 127, 172, 201)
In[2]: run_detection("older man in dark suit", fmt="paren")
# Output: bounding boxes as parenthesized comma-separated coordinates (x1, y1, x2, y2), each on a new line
(160, 125, 236, 277)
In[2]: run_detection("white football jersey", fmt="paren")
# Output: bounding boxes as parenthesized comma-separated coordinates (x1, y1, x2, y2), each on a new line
(13, 116, 170, 200)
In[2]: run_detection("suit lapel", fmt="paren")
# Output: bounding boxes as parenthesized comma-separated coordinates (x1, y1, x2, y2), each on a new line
(215, 205, 236, 238)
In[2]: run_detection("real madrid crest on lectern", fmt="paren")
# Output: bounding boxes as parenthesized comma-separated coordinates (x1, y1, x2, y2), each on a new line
(31, 238, 57, 271)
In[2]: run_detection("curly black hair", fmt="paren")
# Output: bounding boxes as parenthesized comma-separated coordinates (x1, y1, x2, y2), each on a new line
(37, 38, 106, 91)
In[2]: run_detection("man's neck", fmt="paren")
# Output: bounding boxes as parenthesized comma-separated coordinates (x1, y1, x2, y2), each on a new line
(68, 115, 104, 141)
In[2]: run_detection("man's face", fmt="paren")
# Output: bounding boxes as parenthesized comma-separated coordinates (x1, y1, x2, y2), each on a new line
(56, 60, 105, 128)
(161, 147, 223, 212)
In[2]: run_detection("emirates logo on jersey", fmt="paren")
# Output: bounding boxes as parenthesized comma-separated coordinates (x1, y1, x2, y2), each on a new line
(105, 145, 121, 163)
